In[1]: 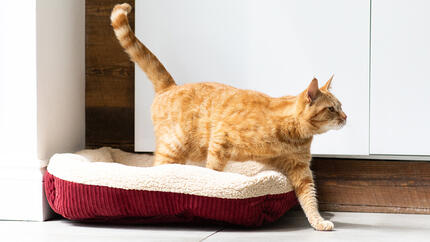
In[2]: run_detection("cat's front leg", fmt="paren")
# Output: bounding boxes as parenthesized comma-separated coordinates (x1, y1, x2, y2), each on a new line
(283, 157, 334, 231)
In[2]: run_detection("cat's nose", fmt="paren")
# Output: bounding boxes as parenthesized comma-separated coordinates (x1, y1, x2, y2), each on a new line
(340, 111, 347, 120)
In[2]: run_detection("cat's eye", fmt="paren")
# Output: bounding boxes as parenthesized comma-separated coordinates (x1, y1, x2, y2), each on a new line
(328, 107, 335, 112)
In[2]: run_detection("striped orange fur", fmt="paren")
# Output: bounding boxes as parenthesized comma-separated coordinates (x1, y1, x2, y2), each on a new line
(111, 3, 347, 231)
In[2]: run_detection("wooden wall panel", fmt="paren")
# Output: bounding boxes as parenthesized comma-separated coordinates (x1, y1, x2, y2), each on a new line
(86, 0, 135, 151)
(85, 1, 430, 214)
(312, 158, 430, 214)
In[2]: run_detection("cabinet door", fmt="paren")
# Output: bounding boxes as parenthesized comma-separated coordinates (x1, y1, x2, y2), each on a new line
(371, 0, 430, 155)
(135, 0, 370, 155)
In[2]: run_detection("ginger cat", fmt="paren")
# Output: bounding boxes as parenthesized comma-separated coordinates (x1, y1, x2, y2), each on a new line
(111, 3, 347, 231)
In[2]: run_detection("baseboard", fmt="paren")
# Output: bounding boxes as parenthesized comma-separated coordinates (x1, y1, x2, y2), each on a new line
(0, 165, 51, 221)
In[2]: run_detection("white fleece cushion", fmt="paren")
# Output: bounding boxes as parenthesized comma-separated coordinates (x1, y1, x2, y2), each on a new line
(47, 147, 294, 199)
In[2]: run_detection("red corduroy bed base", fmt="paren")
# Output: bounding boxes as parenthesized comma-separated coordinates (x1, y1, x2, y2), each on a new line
(44, 172, 298, 226)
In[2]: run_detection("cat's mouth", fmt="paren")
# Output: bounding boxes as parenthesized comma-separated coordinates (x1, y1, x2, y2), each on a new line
(325, 119, 346, 131)
(319, 121, 345, 133)
(335, 120, 346, 129)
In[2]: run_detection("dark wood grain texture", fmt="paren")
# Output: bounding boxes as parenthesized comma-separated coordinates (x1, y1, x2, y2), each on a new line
(312, 158, 430, 214)
(85, 1, 430, 214)
(86, 0, 135, 151)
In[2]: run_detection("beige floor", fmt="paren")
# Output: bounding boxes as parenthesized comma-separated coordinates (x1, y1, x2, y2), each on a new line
(1, 211, 429, 242)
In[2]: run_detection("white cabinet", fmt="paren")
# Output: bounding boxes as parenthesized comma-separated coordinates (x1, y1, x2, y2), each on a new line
(135, 0, 370, 155)
(370, 0, 430, 155)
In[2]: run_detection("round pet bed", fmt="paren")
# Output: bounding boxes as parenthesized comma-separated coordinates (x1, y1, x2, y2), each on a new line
(44, 147, 297, 226)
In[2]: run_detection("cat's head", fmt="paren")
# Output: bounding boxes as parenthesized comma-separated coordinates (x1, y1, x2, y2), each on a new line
(296, 76, 347, 135)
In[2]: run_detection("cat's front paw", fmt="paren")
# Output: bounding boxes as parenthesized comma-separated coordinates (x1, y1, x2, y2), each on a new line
(312, 220, 334, 231)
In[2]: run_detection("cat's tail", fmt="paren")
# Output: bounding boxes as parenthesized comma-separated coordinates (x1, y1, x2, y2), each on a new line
(111, 3, 176, 93)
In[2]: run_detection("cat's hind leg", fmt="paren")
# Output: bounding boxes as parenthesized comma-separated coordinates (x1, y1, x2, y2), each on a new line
(205, 135, 229, 171)
(153, 133, 187, 166)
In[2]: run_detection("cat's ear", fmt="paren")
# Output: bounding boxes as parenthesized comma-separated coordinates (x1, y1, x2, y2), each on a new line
(321, 74, 334, 91)
(307, 78, 320, 104)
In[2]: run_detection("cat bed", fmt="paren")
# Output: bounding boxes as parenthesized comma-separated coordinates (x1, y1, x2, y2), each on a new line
(44, 147, 297, 226)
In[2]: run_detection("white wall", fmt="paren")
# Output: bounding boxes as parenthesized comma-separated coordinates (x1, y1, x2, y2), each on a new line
(0, 0, 41, 221)
(0, 1, 38, 165)
(135, 0, 370, 156)
(0, 0, 85, 221)
(37, 0, 85, 165)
